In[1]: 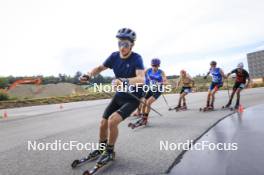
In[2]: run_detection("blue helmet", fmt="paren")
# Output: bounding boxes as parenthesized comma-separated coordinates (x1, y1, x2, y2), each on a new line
(151, 58, 161, 66)
(116, 28, 136, 43)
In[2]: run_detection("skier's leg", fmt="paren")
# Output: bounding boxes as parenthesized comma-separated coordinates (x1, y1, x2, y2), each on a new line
(144, 96, 156, 115)
(207, 83, 215, 107)
(226, 89, 236, 107)
(176, 88, 184, 109)
(99, 119, 108, 143)
(210, 86, 218, 108)
(235, 88, 242, 108)
(87, 95, 120, 159)
(177, 95, 182, 107)
(108, 113, 123, 146)
(226, 82, 239, 107)
(101, 95, 121, 142)
(207, 90, 211, 107)
(132, 99, 144, 116)
(97, 98, 140, 164)
(182, 92, 187, 108)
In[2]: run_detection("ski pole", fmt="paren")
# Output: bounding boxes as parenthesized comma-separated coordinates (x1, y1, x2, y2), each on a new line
(162, 94, 173, 111)
(90, 81, 163, 117)
(124, 91, 163, 117)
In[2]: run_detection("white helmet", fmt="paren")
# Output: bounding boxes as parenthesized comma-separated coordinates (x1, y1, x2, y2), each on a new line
(237, 62, 244, 69)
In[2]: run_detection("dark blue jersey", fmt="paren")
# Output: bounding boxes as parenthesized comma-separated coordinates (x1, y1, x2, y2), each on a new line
(103, 51, 145, 98)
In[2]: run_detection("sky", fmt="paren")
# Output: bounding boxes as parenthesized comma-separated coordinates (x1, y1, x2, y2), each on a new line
(1, 0, 264, 77)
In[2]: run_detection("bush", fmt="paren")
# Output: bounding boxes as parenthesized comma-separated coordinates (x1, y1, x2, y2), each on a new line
(0, 91, 9, 101)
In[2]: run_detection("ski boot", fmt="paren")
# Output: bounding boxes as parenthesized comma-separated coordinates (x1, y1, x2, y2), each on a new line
(181, 105, 187, 111)
(174, 105, 181, 111)
(235, 103, 239, 110)
(200, 106, 209, 112)
(128, 117, 147, 129)
(207, 105, 214, 111)
(200, 100, 210, 112)
(223, 100, 231, 108)
(96, 149, 115, 165)
(181, 103, 187, 111)
(222, 102, 233, 110)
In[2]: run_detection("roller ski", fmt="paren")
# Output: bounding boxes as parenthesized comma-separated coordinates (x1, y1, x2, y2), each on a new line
(199, 106, 214, 112)
(128, 117, 147, 129)
(132, 112, 142, 117)
(83, 150, 115, 175)
(174, 105, 187, 112)
(222, 103, 234, 111)
(71, 149, 103, 168)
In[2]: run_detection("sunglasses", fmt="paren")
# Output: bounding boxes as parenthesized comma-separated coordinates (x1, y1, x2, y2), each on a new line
(118, 40, 132, 48)
(152, 64, 159, 67)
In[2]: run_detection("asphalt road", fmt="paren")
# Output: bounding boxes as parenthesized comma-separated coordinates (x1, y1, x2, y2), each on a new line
(0, 87, 264, 175)
(170, 103, 264, 175)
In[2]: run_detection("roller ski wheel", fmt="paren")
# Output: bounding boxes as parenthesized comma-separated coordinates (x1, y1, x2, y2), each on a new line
(71, 159, 80, 168)
(168, 107, 174, 111)
(128, 122, 133, 127)
(83, 161, 113, 175)
(131, 124, 136, 129)
(128, 122, 137, 129)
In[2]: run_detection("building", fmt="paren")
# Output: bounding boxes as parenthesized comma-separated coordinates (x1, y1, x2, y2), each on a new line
(247, 50, 264, 81)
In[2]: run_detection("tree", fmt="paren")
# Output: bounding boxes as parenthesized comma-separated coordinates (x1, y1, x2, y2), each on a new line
(0, 77, 9, 89)
(73, 71, 83, 84)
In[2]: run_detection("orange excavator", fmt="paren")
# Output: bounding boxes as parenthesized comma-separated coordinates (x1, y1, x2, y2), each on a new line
(7, 78, 42, 91)
(1, 77, 42, 93)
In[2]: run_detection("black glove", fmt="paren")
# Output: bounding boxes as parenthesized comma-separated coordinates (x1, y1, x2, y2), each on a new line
(203, 76, 207, 80)
(118, 78, 130, 88)
(79, 74, 91, 82)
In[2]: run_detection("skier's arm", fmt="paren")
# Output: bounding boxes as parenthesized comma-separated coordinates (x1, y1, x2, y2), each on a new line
(80, 65, 108, 82)
(204, 69, 211, 79)
(128, 69, 145, 85)
(89, 65, 108, 77)
(227, 69, 236, 77)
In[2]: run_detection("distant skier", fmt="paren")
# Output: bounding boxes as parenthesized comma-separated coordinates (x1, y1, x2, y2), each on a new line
(224, 62, 251, 109)
(129, 58, 168, 128)
(174, 70, 194, 111)
(203, 61, 226, 110)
